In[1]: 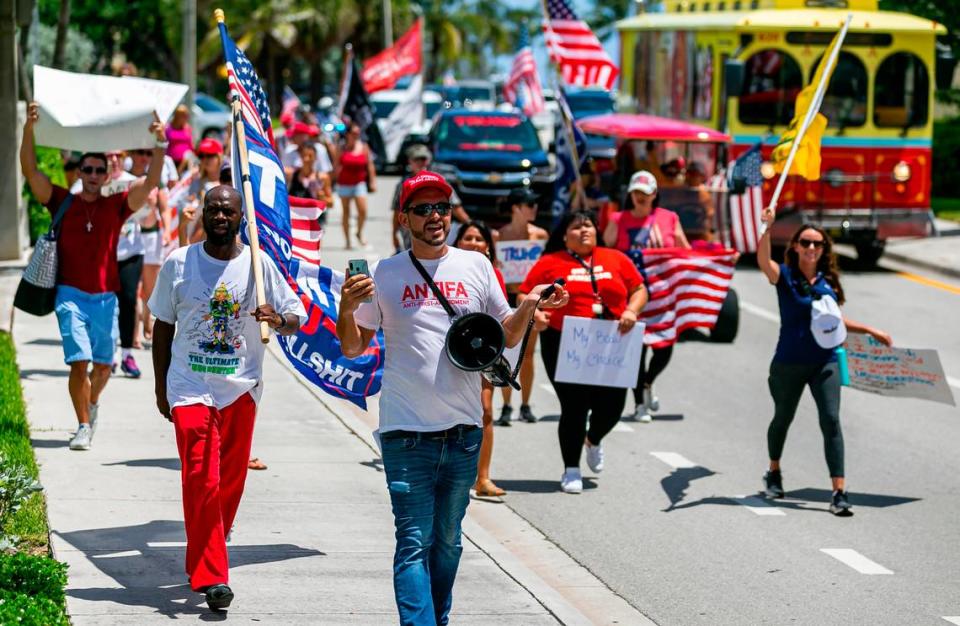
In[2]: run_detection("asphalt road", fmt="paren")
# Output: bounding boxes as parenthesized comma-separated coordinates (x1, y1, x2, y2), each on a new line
(325, 176, 960, 626)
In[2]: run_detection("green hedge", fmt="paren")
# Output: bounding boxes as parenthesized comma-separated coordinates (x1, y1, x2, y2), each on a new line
(23, 147, 66, 245)
(0, 333, 46, 549)
(932, 117, 960, 202)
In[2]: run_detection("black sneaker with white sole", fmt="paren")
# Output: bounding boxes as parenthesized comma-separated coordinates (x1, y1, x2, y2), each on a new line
(763, 470, 785, 498)
(830, 490, 854, 517)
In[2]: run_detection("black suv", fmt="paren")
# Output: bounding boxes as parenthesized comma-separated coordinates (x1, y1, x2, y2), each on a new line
(428, 109, 555, 223)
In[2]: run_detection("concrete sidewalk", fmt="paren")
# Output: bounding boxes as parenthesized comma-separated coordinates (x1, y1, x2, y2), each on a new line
(882, 218, 960, 279)
(14, 302, 650, 624)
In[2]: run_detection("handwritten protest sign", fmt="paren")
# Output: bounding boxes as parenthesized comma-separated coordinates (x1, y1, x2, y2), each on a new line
(845, 334, 956, 406)
(555, 316, 645, 388)
(496, 240, 544, 284)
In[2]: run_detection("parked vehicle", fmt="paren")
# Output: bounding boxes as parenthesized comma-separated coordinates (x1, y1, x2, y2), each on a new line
(616, 0, 951, 265)
(442, 80, 496, 110)
(566, 87, 618, 161)
(579, 112, 740, 342)
(192, 92, 231, 143)
(428, 108, 555, 223)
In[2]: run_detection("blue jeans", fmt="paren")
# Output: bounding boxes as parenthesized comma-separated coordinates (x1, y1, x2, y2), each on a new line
(381, 425, 482, 626)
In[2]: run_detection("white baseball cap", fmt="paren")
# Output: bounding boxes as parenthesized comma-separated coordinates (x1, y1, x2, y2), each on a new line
(810, 296, 847, 349)
(628, 170, 657, 195)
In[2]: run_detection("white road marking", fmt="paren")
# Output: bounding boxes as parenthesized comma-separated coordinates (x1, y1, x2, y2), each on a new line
(739, 300, 779, 324)
(92, 550, 141, 558)
(650, 451, 699, 469)
(820, 548, 893, 575)
(539, 383, 557, 396)
(742, 301, 960, 391)
(941, 617, 960, 625)
(729, 495, 786, 516)
(613, 423, 634, 433)
(146, 541, 188, 548)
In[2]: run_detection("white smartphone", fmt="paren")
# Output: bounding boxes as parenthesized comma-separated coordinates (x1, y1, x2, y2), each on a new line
(348, 259, 373, 303)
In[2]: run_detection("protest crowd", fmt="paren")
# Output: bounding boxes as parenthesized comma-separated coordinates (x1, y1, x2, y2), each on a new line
(11, 1, 955, 623)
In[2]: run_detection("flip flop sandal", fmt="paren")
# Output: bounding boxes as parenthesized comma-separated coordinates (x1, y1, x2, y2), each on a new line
(474, 481, 506, 497)
(248, 458, 268, 470)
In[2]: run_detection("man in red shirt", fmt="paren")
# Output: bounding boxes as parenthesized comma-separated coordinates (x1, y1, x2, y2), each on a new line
(20, 102, 166, 450)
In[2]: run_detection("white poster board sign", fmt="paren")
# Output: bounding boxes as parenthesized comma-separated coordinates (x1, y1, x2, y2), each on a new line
(33, 66, 187, 152)
(554, 316, 645, 388)
(845, 334, 956, 406)
(495, 239, 544, 285)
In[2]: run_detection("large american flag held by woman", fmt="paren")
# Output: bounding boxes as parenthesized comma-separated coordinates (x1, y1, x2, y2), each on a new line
(543, 0, 619, 90)
(639, 248, 737, 348)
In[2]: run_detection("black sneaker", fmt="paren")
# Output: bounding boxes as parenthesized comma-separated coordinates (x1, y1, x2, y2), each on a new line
(519, 404, 537, 423)
(496, 405, 513, 427)
(204, 584, 234, 611)
(830, 490, 854, 517)
(763, 470, 785, 498)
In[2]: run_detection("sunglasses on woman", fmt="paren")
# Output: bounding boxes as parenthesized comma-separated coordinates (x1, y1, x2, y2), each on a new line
(79, 166, 107, 175)
(797, 238, 825, 249)
(406, 202, 452, 217)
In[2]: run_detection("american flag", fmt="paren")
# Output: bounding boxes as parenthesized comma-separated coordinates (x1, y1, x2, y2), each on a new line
(288, 196, 326, 264)
(543, 0, 618, 90)
(727, 144, 765, 253)
(640, 248, 737, 348)
(280, 86, 301, 123)
(219, 22, 277, 154)
(504, 27, 545, 116)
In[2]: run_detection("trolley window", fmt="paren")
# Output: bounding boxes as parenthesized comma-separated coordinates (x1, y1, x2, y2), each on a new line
(874, 52, 930, 129)
(738, 49, 803, 126)
(809, 51, 867, 129)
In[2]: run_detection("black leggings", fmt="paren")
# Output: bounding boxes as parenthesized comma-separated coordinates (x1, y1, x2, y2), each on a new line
(767, 360, 844, 477)
(116, 255, 143, 349)
(540, 327, 627, 468)
(632, 345, 673, 405)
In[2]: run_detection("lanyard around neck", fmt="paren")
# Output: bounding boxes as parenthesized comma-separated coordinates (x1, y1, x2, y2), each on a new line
(567, 249, 599, 297)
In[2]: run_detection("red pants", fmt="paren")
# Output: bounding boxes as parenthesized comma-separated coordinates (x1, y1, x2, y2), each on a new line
(172, 392, 256, 591)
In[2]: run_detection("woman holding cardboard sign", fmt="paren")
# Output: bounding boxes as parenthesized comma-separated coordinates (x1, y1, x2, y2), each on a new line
(758, 210, 892, 516)
(520, 210, 648, 494)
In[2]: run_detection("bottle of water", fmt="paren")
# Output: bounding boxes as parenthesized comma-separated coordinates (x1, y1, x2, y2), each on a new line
(835, 346, 850, 386)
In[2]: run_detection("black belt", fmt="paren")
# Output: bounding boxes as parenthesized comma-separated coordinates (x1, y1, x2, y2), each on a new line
(381, 424, 479, 441)
(141, 225, 160, 233)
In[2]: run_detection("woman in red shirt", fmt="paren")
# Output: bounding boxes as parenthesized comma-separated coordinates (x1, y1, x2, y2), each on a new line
(520, 211, 648, 494)
(455, 221, 507, 498)
(603, 170, 691, 424)
(334, 121, 377, 249)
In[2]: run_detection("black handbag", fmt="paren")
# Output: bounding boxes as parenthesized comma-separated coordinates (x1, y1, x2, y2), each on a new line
(14, 194, 74, 316)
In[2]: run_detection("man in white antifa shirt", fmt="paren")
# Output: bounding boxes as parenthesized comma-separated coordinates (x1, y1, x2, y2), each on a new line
(336, 171, 568, 625)
(149, 186, 306, 612)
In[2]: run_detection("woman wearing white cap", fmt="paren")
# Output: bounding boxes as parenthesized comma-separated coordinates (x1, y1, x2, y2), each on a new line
(603, 170, 690, 423)
(757, 211, 892, 516)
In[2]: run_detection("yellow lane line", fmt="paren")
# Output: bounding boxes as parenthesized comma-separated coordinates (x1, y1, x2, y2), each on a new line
(897, 271, 960, 296)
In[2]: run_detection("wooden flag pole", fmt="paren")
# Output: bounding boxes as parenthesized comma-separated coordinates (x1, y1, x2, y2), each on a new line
(762, 14, 851, 236)
(218, 8, 270, 344)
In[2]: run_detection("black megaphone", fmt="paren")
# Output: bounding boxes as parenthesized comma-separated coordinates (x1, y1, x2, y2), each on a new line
(444, 312, 519, 390)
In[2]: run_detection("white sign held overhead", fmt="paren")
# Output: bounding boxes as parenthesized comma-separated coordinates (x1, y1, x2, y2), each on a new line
(33, 66, 188, 152)
(554, 316, 645, 388)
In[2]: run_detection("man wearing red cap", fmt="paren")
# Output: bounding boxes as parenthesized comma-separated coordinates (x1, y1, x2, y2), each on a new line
(336, 171, 569, 625)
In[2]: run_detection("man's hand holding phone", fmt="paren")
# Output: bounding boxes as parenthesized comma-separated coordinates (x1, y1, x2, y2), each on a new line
(342, 259, 374, 314)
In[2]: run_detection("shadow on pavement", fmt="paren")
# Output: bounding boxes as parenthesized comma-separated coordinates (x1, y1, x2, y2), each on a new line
(651, 414, 684, 422)
(57, 519, 324, 617)
(102, 458, 181, 471)
(360, 458, 384, 473)
(31, 438, 70, 449)
(493, 478, 597, 494)
(20, 368, 70, 379)
(785, 488, 920, 508)
(661, 466, 716, 511)
(25, 337, 64, 346)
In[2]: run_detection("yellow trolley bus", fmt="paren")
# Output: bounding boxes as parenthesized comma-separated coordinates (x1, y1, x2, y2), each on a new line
(616, 0, 952, 263)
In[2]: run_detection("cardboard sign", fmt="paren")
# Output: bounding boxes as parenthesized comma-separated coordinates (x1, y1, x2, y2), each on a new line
(34, 66, 187, 152)
(495, 240, 544, 285)
(845, 334, 956, 406)
(554, 316, 645, 388)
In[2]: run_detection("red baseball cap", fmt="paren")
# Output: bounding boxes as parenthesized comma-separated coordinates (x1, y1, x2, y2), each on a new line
(399, 171, 454, 211)
(285, 121, 319, 138)
(197, 138, 224, 156)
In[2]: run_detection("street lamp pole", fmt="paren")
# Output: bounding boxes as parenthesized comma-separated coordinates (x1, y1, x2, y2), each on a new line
(383, 0, 393, 48)
(182, 0, 197, 109)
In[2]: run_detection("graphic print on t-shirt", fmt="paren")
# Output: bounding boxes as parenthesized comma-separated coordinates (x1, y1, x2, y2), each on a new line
(400, 280, 471, 310)
(183, 281, 245, 374)
(567, 266, 613, 283)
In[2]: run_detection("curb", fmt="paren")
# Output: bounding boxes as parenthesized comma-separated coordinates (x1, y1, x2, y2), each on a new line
(882, 247, 960, 281)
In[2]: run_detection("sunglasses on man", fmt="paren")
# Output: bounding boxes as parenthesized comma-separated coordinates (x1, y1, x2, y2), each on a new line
(797, 238, 825, 249)
(405, 202, 452, 217)
(79, 166, 107, 175)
